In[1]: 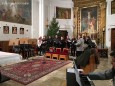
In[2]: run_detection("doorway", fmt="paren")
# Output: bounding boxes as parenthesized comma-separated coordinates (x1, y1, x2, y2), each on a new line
(59, 30, 68, 39)
(111, 28, 115, 50)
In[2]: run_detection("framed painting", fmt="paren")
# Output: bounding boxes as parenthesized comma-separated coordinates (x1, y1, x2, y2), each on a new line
(111, 1, 115, 14)
(3, 26, 9, 34)
(56, 7, 71, 19)
(0, 0, 31, 25)
(20, 28, 24, 34)
(81, 6, 97, 34)
(12, 27, 17, 34)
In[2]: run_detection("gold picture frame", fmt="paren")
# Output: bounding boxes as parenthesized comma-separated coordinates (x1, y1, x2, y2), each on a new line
(56, 7, 71, 19)
(81, 6, 97, 34)
(20, 28, 24, 34)
(3, 26, 9, 34)
(12, 27, 17, 34)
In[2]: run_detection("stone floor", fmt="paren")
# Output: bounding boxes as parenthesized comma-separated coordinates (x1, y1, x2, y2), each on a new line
(92, 56, 113, 86)
(0, 56, 113, 86)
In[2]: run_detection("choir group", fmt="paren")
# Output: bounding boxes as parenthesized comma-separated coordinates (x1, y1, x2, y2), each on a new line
(37, 34, 96, 56)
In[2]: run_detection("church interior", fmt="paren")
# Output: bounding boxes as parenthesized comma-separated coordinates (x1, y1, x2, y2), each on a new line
(0, 0, 115, 86)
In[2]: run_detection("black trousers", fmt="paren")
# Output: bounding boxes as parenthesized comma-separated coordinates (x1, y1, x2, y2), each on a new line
(76, 51, 83, 57)
(71, 47, 76, 56)
(76, 51, 83, 69)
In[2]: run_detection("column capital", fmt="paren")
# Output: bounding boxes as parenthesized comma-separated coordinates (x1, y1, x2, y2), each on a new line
(106, 0, 113, 2)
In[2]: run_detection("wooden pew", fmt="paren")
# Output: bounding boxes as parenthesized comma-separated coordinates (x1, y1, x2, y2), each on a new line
(19, 38, 29, 59)
(28, 38, 38, 55)
(9, 39, 20, 53)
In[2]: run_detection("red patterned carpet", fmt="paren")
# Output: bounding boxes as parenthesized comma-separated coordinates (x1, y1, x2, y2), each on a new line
(0, 58, 71, 85)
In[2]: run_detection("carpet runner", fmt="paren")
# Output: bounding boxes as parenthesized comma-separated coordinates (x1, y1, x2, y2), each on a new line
(0, 58, 71, 85)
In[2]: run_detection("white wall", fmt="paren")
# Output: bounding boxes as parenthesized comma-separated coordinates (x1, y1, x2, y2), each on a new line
(0, 21, 31, 41)
(106, 14, 115, 48)
(106, 0, 114, 49)
(32, 0, 39, 38)
(44, 0, 49, 35)
(47, 0, 74, 38)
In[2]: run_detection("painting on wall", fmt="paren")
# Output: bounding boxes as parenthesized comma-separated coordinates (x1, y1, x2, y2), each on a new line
(81, 6, 97, 34)
(111, 1, 115, 14)
(12, 27, 17, 34)
(56, 7, 71, 19)
(3, 26, 9, 34)
(20, 28, 24, 34)
(0, 0, 31, 25)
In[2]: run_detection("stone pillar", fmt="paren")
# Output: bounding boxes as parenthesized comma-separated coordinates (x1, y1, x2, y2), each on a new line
(106, 0, 113, 47)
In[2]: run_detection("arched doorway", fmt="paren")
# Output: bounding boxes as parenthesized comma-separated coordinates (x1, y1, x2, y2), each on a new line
(59, 30, 68, 39)
(111, 28, 115, 50)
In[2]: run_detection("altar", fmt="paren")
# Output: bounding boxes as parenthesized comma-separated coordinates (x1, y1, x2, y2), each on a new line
(0, 51, 22, 66)
(0, 51, 22, 83)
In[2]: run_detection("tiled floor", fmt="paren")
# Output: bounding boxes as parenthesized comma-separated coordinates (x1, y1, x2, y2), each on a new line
(91, 56, 113, 86)
(0, 56, 113, 86)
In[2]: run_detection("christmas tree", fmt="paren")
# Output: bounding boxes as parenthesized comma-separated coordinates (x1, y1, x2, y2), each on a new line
(47, 17, 60, 37)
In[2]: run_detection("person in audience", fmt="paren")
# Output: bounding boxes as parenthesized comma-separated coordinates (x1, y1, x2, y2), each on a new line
(85, 50, 115, 86)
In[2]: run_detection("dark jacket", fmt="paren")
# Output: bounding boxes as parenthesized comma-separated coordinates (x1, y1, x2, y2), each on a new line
(88, 68, 115, 86)
(75, 47, 91, 67)
(75, 47, 99, 67)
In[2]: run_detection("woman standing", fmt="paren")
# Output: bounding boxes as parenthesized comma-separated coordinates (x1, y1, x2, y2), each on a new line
(75, 34, 84, 57)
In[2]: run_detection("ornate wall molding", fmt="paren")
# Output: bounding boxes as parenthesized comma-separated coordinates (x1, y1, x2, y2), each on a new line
(73, 0, 105, 7)
(73, 0, 106, 42)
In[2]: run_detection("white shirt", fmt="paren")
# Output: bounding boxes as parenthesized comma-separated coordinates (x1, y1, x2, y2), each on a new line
(37, 40, 42, 47)
(75, 38, 84, 51)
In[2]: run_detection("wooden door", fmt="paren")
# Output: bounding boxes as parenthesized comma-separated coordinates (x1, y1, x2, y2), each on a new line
(111, 28, 115, 50)
(59, 30, 68, 40)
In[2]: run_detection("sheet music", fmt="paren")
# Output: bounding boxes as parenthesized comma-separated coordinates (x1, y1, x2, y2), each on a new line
(73, 59, 95, 86)
(73, 60, 82, 86)
(67, 68, 74, 73)
(87, 76, 91, 81)
(78, 69, 83, 73)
